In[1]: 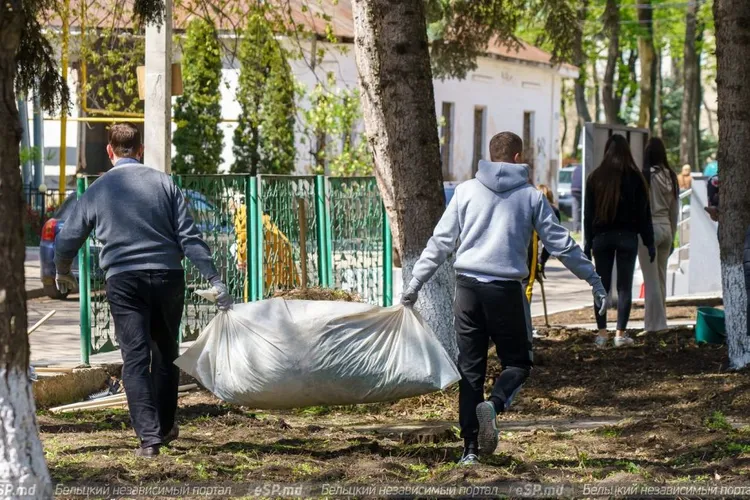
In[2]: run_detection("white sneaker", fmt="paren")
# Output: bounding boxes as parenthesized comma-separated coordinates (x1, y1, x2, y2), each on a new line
(595, 334, 609, 348)
(614, 334, 634, 348)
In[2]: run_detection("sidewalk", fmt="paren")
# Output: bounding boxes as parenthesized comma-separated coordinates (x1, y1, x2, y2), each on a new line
(25, 247, 46, 299)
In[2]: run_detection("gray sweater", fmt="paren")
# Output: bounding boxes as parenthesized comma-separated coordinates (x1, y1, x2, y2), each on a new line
(410, 160, 600, 288)
(55, 159, 218, 280)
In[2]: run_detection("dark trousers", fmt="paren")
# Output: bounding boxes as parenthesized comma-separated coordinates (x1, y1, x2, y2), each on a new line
(454, 275, 532, 442)
(592, 231, 638, 330)
(106, 270, 185, 447)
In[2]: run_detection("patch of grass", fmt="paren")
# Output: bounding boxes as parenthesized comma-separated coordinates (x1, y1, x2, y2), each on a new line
(407, 463, 430, 480)
(706, 411, 733, 431)
(597, 426, 622, 438)
(298, 406, 331, 417)
(292, 463, 321, 477)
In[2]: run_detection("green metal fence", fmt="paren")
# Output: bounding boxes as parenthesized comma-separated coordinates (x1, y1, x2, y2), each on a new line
(77, 174, 393, 365)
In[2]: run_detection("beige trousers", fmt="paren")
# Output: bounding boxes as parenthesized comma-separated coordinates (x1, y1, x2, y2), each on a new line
(638, 221, 674, 332)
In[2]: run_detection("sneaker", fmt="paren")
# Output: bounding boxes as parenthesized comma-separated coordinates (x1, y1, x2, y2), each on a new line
(135, 445, 160, 458)
(475, 401, 499, 454)
(614, 334, 634, 348)
(163, 425, 179, 446)
(458, 453, 480, 466)
(595, 334, 609, 348)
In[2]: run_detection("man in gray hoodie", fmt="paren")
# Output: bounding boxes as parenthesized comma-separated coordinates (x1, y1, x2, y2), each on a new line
(401, 132, 606, 465)
(55, 123, 232, 457)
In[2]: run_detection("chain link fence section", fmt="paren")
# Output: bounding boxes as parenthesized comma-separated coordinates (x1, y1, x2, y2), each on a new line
(259, 176, 319, 296)
(176, 175, 249, 341)
(328, 178, 387, 305)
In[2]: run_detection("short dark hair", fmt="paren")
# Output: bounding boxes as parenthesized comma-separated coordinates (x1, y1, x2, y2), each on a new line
(489, 132, 523, 162)
(108, 122, 141, 158)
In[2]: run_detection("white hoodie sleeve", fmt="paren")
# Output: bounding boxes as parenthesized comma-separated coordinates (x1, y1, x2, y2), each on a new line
(533, 194, 600, 286)
(409, 195, 460, 289)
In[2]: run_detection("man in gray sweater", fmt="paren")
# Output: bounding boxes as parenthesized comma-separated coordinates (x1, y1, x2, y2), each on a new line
(402, 132, 606, 465)
(55, 123, 232, 457)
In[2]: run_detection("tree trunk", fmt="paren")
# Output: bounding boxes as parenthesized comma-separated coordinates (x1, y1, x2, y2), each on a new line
(637, 0, 656, 131)
(655, 50, 664, 137)
(573, 0, 592, 136)
(0, 1, 53, 496)
(592, 60, 602, 122)
(602, 0, 620, 124)
(351, 0, 456, 357)
(714, 0, 750, 369)
(680, 0, 701, 169)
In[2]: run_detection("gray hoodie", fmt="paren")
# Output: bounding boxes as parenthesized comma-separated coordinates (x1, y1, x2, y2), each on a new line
(410, 160, 600, 288)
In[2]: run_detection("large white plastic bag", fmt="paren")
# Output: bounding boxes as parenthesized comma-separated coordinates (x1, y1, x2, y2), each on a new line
(174, 299, 460, 409)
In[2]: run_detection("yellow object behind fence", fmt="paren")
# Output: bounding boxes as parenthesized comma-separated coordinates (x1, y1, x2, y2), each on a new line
(234, 205, 300, 301)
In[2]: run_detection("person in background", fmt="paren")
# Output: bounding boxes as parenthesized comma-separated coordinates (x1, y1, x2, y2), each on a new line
(571, 163, 583, 233)
(401, 132, 606, 466)
(55, 123, 233, 457)
(678, 164, 693, 191)
(585, 135, 654, 348)
(638, 137, 680, 335)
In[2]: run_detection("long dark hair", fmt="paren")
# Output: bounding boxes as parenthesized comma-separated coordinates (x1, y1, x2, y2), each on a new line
(589, 134, 649, 224)
(644, 137, 679, 199)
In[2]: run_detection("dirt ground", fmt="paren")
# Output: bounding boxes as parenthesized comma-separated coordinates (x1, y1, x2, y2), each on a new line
(532, 304, 699, 327)
(40, 313, 750, 494)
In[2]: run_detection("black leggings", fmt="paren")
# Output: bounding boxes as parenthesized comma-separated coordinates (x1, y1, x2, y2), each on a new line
(592, 231, 639, 330)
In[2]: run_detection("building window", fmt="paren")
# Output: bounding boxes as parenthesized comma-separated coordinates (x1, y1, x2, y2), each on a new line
(523, 111, 535, 181)
(472, 106, 486, 176)
(440, 102, 454, 180)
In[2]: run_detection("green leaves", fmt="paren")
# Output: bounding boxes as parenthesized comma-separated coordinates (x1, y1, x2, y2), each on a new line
(232, 9, 296, 175)
(172, 18, 224, 174)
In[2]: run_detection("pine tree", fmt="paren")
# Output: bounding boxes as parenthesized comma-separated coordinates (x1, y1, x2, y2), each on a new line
(232, 11, 295, 175)
(173, 18, 224, 174)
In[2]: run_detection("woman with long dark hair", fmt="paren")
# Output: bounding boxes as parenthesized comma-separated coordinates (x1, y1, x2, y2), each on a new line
(584, 135, 655, 347)
(638, 137, 680, 333)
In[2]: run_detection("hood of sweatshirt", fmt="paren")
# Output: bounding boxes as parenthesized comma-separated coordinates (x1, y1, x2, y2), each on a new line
(475, 160, 531, 193)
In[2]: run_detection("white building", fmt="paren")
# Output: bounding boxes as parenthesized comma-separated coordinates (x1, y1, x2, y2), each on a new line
(31, 0, 576, 193)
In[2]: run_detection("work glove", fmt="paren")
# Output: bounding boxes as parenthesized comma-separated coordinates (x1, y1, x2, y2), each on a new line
(592, 281, 607, 317)
(648, 245, 656, 263)
(401, 279, 422, 307)
(55, 271, 78, 295)
(210, 278, 233, 311)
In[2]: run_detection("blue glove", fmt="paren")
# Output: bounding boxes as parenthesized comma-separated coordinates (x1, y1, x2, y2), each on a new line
(592, 281, 607, 317)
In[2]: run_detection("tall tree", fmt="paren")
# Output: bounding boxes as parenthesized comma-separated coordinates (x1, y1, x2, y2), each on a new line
(637, 0, 657, 130)
(714, 0, 750, 368)
(173, 18, 224, 174)
(572, 0, 592, 153)
(602, 0, 621, 124)
(232, 10, 295, 175)
(351, 0, 456, 355)
(680, 0, 701, 169)
(3, 0, 158, 490)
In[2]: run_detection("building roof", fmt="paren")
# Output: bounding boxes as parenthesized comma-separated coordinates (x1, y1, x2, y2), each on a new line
(46, 0, 575, 72)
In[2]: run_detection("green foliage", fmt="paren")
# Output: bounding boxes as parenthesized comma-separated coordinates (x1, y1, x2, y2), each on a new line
(427, 0, 577, 80)
(299, 74, 373, 177)
(232, 10, 295, 175)
(706, 411, 733, 432)
(172, 18, 224, 174)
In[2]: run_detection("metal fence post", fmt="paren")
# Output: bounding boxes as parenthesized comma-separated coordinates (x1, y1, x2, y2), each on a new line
(314, 175, 332, 287)
(77, 176, 91, 366)
(382, 203, 393, 307)
(249, 176, 263, 300)
(243, 176, 251, 302)
(324, 178, 334, 287)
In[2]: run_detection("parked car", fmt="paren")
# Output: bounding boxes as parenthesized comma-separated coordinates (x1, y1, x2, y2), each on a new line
(39, 195, 103, 299)
(557, 165, 578, 218)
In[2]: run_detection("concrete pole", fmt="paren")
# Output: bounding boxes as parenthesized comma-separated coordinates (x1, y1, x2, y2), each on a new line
(143, 0, 173, 173)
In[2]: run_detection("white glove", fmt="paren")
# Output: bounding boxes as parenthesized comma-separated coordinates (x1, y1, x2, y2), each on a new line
(401, 286, 419, 307)
(55, 272, 78, 295)
(210, 278, 234, 311)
